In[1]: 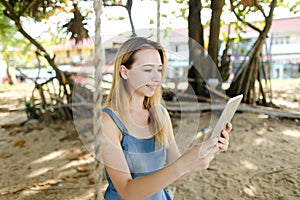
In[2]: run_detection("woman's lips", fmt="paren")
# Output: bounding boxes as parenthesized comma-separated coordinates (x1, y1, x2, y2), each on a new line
(146, 84, 158, 90)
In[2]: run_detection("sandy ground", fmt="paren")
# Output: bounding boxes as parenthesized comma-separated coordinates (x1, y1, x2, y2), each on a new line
(0, 81, 299, 200)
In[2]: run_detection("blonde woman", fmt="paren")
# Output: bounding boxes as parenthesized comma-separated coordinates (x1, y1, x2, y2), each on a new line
(101, 37, 231, 200)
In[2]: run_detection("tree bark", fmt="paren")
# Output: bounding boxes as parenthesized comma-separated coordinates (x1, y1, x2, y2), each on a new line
(187, 0, 206, 96)
(208, 0, 225, 70)
(219, 23, 232, 82)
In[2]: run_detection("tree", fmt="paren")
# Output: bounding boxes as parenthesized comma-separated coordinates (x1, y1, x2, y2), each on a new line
(227, 0, 278, 104)
(208, 0, 225, 68)
(187, 0, 228, 98)
(0, 9, 17, 84)
(0, 0, 91, 120)
(0, 1, 66, 90)
(185, 0, 293, 105)
(187, 0, 205, 96)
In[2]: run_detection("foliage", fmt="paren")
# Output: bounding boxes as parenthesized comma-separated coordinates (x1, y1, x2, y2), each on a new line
(4, 0, 67, 21)
(0, 6, 30, 84)
(1, 0, 90, 42)
(0, 0, 89, 120)
(0, 8, 16, 42)
(61, 2, 90, 43)
(290, 0, 300, 13)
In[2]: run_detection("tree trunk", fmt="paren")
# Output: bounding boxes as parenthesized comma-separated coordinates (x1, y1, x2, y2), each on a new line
(187, 0, 206, 96)
(219, 24, 232, 82)
(208, 0, 225, 71)
(3, 44, 16, 85)
(227, 0, 277, 104)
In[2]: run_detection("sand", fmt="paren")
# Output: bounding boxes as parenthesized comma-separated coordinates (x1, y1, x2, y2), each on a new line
(0, 81, 299, 200)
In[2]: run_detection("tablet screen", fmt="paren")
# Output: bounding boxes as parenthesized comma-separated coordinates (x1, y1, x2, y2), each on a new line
(209, 94, 243, 139)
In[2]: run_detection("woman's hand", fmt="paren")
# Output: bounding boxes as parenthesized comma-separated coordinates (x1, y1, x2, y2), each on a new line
(175, 123, 232, 175)
(217, 122, 232, 152)
(178, 138, 219, 174)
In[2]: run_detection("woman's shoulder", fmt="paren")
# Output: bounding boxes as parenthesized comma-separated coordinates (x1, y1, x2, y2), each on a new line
(101, 107, 119, 130)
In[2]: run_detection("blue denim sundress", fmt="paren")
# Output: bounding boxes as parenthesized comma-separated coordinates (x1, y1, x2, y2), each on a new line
(102, 108, 171, 200)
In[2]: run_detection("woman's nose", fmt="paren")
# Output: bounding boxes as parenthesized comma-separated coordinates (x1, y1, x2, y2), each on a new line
(151, 70, 161, 82)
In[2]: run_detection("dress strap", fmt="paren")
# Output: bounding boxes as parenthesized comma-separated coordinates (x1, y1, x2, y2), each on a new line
(102, 107, 129, 134)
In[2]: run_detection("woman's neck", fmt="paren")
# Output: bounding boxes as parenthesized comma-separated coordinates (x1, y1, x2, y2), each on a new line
(129, 93, 146, 111)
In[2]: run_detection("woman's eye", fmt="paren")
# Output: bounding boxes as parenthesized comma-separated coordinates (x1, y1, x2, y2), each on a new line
(158, 68, 163, 72)
(144, 69, 152, 72)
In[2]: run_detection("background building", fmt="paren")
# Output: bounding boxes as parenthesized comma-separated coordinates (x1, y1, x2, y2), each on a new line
(52, 17, 300, 80)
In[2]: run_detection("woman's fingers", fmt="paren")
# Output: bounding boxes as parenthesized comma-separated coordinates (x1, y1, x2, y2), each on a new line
(220, 129, 229, 140)
(218, 131, 229, 152)
(217, 141, 228, 151)
(225, 122, 232, 132)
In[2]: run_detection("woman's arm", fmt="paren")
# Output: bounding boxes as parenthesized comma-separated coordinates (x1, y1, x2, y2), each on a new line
(101, 111, 228, 200)
(104, 140, 217, 200)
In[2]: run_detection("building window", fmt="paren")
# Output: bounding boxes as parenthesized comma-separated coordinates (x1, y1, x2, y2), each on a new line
(273, 36, 291, 45)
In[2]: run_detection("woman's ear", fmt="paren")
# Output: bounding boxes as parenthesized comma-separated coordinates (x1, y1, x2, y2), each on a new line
(120, 65, 128, 79)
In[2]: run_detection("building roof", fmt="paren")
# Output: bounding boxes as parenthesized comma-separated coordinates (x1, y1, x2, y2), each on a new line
(227, 17, 300, 35)
(172, 16, 300, 36)
(269, 17, 300, 33)
(53, 17, 300, 50)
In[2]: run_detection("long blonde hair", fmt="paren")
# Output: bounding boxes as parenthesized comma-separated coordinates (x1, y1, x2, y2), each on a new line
(105, 37, 168, 146)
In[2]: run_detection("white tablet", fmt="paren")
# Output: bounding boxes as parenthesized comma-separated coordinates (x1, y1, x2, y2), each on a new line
(209, 94, 243, 139)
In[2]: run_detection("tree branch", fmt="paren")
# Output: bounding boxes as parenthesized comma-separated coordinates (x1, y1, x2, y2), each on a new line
(103, 2, 126, 9)
(229, 0, 262, 33)
(20, 0, 40, 16)
(0, 0, 19, 20)
(257, 5, 267, 19)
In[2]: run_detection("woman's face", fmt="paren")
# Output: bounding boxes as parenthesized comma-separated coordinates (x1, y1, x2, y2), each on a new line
(125, 48, 163, 98)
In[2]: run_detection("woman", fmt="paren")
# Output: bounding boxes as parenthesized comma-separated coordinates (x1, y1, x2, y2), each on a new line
(101, 37, 231, 200)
